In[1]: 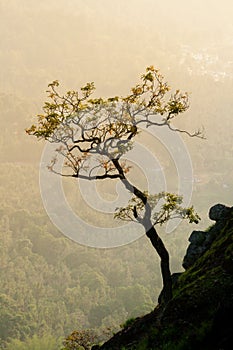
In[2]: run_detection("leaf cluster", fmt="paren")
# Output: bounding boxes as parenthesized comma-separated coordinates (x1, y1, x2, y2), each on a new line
(61, 329, 97, 350)
(115, 191, 200, 226)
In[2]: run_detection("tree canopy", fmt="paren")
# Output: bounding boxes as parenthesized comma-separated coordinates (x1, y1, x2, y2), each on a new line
(27, 66, 202, 303)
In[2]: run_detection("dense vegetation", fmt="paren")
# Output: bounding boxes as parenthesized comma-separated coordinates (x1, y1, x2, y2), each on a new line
(0, 163, 160, 346)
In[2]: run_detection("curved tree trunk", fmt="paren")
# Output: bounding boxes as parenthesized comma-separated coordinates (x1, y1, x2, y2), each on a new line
(144, 221, 172, 304)
(112, 158, 173, 304)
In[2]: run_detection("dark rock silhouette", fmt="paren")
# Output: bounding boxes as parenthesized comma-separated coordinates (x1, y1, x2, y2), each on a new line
(96, 203, 233, 350)
(183, 203, 232, 269)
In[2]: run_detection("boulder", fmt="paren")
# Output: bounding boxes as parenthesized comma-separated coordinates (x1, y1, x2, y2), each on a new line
(209, 204, 231, 222)
(183, 204, 232, 270)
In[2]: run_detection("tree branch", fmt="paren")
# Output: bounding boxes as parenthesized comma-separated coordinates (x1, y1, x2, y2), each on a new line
(166, 123, 206, 139)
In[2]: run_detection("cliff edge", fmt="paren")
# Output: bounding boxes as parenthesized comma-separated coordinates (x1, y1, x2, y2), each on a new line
(95, 204, 233, 350)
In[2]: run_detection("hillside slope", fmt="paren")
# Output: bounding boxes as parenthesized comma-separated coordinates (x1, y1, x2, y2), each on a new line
(96, 204, 233, 350)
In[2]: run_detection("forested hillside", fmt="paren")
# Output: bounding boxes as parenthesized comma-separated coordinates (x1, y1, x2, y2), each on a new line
(0, 163, 159, 345)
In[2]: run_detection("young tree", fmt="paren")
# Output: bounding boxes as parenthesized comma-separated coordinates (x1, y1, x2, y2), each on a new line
(26, 66, 202, 304)
(61, 329, 97, 350)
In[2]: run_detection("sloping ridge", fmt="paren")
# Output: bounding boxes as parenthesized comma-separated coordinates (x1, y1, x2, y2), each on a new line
(95, 204, 233, 350)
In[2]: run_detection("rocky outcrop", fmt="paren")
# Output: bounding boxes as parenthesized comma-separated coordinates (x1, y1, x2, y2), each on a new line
(97, 203, 233, 350)
(183, 203, 232, 270)
(209, 203, 232, 221)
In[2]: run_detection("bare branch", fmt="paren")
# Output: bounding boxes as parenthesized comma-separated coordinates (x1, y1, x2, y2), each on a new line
(166, 123, 206, 139)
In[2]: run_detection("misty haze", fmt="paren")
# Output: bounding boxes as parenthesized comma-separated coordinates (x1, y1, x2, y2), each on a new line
(0, 1, 232, 349)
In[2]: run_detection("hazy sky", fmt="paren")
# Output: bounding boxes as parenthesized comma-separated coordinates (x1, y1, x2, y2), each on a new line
(1, 0, 233, 182)
(1, 0, 233, 99)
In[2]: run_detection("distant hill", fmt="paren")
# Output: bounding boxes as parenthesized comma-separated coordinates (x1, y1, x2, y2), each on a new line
(97, 204, 233, 349)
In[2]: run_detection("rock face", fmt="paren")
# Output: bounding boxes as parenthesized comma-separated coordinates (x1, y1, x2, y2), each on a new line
(97, 203, 233, 350)
(209, 203, 231, 221)
(183, 203, 232, 270)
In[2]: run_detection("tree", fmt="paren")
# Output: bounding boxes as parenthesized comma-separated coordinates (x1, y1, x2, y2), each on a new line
(61, 329, 97, 350)
(26, 66, 202, 304)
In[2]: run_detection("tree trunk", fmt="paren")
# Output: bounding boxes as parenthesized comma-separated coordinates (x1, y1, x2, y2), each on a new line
(112, 159, 172, 304)
(144, 220, 172, 304)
